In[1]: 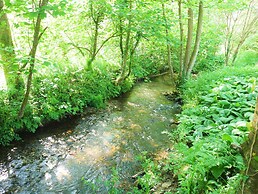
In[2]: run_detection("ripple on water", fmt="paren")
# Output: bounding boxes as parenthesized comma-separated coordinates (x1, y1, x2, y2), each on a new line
(0, 75, 180, 193)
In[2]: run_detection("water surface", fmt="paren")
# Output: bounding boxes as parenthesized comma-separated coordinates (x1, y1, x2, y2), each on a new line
(0, 76, 180, 193)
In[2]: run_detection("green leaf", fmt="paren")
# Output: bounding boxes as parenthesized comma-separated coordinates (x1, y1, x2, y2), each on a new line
(222, 134, 233, 143)
(220, 117, 232, 124)
(244, 112, 253, 120)
(42, 61, 52, 66)
(211, 166, 225, 179)
(253, 156, 258, 162)
(218, 100, 231, 108)
(40, 12, 47, 19)
(246, 122, 253, 131)
(235, 121, 247, 127)
(26, 12, 38, 19)
(232, 128, 245, 135)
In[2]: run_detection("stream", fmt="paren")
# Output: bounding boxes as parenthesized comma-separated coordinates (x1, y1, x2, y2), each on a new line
(0, 76, 180, 193)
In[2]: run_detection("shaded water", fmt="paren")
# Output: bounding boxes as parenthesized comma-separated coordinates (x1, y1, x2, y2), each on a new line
(0, 76, 180, 193)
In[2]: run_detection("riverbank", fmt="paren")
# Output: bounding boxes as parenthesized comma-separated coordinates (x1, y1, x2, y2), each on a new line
(0, 75, 179, 193)
(0, 60, 171, 146)
(135, 65, 258, 193)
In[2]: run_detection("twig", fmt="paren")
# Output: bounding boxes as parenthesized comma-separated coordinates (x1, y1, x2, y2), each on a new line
(38, 26, 48, 41)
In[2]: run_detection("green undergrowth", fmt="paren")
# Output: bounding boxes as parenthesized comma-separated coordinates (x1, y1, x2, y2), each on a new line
(0, 64, 134, 145)
(0, 57, 165, 146)
(182, 65, 258, 104)
(135, 65, 258, 193)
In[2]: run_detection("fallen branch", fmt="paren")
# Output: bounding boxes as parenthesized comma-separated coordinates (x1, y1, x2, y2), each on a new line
(149, 71, 169, 78)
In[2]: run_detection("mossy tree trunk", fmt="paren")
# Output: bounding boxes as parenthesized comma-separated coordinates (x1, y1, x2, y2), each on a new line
(0, 0, 24, 96)
(178, 0, 184, 78)
(115, 0, 132, 85)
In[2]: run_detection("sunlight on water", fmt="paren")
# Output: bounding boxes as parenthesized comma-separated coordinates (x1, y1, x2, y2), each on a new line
(0, 168, 8, 182)
(0, 75, 180, 193)
(56, 165, 71, 181)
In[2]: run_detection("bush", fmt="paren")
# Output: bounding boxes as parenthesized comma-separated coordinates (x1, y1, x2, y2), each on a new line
(0, 61, 134, 145)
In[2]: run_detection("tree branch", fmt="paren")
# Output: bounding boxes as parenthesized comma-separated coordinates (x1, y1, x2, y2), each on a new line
(64, 32, 91, 56)
(95, 32, 120, 56)
(38, 26, 48, 41)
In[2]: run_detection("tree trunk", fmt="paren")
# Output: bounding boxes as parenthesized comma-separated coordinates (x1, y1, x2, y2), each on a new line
(231, 14, 258, 65)
(126, 31, 141, 79)
(18, 0, 49, 118)
(162, 3, 174, 84)
(224, 14, 235, 66)
(116, 22, 131, 84)
(224, 0, 257, 66)
(231, 39, 244, 65)
(183, 2, 193, 78)
(186, 0, 203, 79)
(253, 98, 258, 130)
(240, 97, 258, 193)
(115, 0, 132, 84)
(178, 0, 184, 78)
(0, 0, 24, 96)
(87, 19, 99, 70)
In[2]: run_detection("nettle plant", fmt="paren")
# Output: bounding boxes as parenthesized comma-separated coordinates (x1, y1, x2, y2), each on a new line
(167, 76, 257, 193)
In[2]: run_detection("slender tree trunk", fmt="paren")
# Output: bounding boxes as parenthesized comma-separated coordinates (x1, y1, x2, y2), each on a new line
(116, 19, 131, 84)
(18, 0, 49, 118)
(178, 0, 184, 78)
(253, 98, 258, 130)
(127, 32, 141, 78)
(186, 0, 203, 79)
(224, 14, 238, 66)
(162, 3, 174, 83)
(87, 19, 99, 70)
(224, 0, 257, 66)
(183, 1, 193, 78)
(231, 14, 258, 65)
(119, 19, 124, 58)
(231, 39, 244, 65)
(0, 0, 24, 95)
(116, 0, 132, 84)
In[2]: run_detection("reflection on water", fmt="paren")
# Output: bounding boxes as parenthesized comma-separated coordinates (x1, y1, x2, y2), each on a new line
(0, 76, 180, 193)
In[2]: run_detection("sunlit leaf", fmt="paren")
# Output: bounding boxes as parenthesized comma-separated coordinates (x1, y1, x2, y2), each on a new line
(222, 134, 233, 143)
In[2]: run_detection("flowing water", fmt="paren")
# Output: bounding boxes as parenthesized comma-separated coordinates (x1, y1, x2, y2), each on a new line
(0, 76, 180, 193)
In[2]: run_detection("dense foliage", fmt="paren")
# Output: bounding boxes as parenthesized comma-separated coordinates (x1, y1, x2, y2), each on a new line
(135, 65, 258, 193)
(0, 64, 136, 145)
(0, 0, 258, 192)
